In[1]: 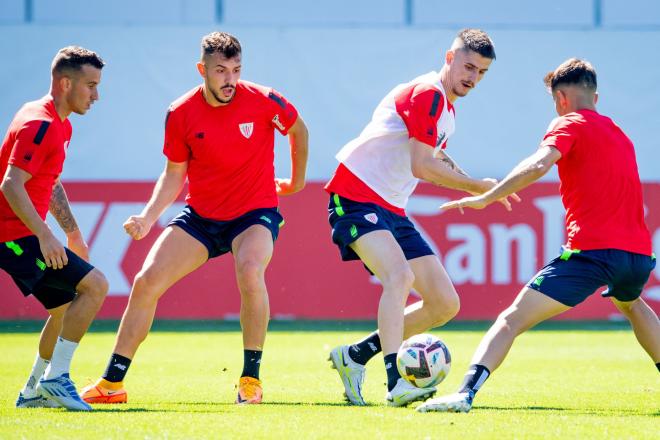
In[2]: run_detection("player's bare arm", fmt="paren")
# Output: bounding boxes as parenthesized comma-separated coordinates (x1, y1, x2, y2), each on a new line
(276, 116, 309, 196)
(50, 179, 89, 261)
(123, 160, 188, 240)
(434, 149, 470, 177)
(410, 139, 499, 193)
(441, 145, 561, 213)
(0, 165, 67, 269)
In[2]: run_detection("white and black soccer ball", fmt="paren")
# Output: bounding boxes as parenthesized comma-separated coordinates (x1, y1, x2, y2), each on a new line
(396, 333, 451, 388)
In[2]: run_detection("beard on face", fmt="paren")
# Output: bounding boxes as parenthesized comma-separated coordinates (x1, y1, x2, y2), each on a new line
(211, 84, 236, 104)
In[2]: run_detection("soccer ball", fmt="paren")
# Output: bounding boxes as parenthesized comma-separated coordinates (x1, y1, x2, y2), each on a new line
(396, 333, 451, 388)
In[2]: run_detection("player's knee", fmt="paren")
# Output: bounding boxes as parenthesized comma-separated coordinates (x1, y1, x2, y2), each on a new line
(381, 267, 415, 294)
(131, 269, 162, 302)
(434, 295, 461, 326)
(495, 307, 527, 336)
(78, 269, 108, 304)
(236, 259, 266, 290)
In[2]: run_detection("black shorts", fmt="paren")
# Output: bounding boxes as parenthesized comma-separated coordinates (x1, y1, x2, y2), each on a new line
(1, 235, 95, 309)
(168, 205, 284, 259)
(527, 247, 656, 307)
(327, 193, 434, 262)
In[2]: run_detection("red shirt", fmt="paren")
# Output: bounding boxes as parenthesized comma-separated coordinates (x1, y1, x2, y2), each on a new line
(164, 81, 298, 220)
(541, 109, 651, 255)
(0, 97, 71, 242)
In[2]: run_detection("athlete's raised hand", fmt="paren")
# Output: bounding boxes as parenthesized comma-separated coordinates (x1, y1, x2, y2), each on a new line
(37, 228, 68, 269)
(124, 215, 152, 240)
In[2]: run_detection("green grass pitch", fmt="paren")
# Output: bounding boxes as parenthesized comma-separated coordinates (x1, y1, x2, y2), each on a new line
(1, 320, 657, 439)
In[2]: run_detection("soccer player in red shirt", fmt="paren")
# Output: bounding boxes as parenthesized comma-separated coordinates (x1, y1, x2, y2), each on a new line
(0, 47, 108, 411)
(325, 29, 518, 407)
(82, 32, 308, 405)
(418, 59, 659, 413)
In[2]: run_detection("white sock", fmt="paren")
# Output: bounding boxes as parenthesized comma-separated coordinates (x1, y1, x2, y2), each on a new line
(21, 353, 49, 396)
(44, 337, 78, 379)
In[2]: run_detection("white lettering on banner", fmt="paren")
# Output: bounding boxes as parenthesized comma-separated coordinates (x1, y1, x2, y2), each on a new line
(89, 203, 186, 296)
(489, 224, 537, 284)
(90, 203, 144, 295)
(533, 196, 565, 262)
(444, 224, 485, 284)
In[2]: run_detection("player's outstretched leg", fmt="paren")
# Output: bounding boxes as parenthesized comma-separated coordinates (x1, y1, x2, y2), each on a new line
(81, 226, 208, 405)
(417, 287, 569, 413)
(611, 297, 660, 372)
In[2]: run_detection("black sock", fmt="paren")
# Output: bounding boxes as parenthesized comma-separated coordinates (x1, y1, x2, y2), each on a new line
(102, 353, 132, 383)
(384, 353, 400, 391)
(458, 364, 491, 396)
(241, 350, 262, 379)
(348, 332, 382, 365)
(656, 362, 659, 373)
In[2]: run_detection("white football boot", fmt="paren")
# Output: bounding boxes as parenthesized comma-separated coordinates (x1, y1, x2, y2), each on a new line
(416, 391, 474, 413)
(386, 378, 436, 407)
(37, 373, 92, 411)
(328, 345, 367, 406)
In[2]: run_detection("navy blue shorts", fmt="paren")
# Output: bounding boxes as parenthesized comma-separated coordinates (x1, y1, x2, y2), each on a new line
(0, 235, 94, 309)
(327, 193, 434, 262)
(527, 247, 656, 307)
(168, 205, 284, 259)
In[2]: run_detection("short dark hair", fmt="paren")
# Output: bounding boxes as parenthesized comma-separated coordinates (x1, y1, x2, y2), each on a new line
(201, 31, 242, 59)
(544, 58, 597, 92)
(456, 28, 496, 60)
(51, 46, 104, 75)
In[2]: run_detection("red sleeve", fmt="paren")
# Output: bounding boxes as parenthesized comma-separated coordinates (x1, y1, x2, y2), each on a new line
(541, 116, 577, 156)
(394, 84, 444, 147)
(267, 89, 298, 135)
(8, 120, 53, 176)
(162, 107, 189, 162)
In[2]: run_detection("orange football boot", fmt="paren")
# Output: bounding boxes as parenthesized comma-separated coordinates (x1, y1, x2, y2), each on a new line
(236, 376, 262, 404)
(80, 378, 127, 404)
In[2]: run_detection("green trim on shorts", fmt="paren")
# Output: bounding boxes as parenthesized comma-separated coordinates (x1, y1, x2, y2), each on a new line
(333, 194, 345, 216)
(279, 219, 285, 228)
(5, 241, 24, 256)
(560, 247, 581, 261)
(36, 258, 46, 271)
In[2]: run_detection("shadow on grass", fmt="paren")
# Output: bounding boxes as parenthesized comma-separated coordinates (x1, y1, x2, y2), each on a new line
(475, 405, 658, 417)
(0, 319, 633, 334)
(65, 403, 659, 416)
(83, 401, 363, 414)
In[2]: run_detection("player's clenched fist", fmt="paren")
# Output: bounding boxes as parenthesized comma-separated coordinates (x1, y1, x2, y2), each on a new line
(124, 215, 151, 240)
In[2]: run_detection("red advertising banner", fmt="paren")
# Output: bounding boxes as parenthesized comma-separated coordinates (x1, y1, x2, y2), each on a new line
(2, 182, 659, 320)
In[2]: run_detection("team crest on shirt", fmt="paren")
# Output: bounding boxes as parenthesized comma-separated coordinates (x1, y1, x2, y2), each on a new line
(364, 213, 378, 224)
(239, 122, 254, 139)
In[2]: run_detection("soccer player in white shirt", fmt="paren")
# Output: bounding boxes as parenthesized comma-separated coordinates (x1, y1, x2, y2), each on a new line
(325, 29, 517, 406)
